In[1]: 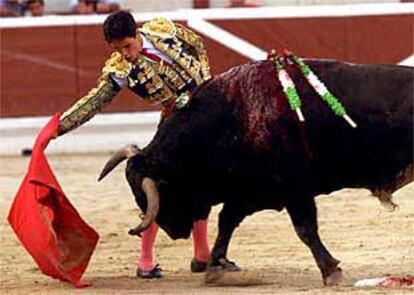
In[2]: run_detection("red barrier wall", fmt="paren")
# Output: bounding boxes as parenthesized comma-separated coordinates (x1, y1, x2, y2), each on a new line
(1, 14, 412, 117)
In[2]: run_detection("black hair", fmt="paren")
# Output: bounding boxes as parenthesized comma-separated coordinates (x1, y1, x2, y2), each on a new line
(103, 10, 137, 43)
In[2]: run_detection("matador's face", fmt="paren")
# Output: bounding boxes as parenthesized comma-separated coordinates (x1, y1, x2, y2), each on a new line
(110, 35, 142, 63)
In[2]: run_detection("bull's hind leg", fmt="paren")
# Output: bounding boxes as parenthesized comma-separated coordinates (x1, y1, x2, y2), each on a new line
(286, 197, 342, 286)
(205, 203, 243, 283)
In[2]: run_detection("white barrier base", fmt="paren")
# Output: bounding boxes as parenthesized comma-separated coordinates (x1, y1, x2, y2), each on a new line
(0, 112, 160, 156)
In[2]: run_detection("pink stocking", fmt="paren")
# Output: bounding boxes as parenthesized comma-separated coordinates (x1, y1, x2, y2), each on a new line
(138, 222, 159, 271)
(192, 219, 210, 262)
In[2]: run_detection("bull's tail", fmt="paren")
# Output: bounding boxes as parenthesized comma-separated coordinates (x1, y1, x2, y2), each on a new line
(98, 144, 140, 181)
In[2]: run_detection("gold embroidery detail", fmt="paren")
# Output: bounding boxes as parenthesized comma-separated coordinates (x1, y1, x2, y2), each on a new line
(126, 21, 212, 108)
(140, 17, 176, 39)
(145, 72, 164, 95)
(145, 34, 205, 85)
(133, 56, 176, 103)
(128, 76, 138, 87)
(158, 60, 166, 75)
(151, 87, 175, 104)
(137, 72, 147, 84)
(175, 23, 211, 81)
(102, 52, 132, 78)
(164, 66, 186, 90)
(58, 74, 118, 136)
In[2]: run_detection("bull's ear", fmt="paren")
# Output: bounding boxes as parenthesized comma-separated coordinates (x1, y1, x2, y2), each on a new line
(98, 144, 141, 181)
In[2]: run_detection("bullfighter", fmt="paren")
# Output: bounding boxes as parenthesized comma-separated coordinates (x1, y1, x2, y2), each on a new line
(54, 10, 239, 279)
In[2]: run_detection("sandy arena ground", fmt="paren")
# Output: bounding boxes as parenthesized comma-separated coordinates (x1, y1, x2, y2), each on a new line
(0, 154, 413, 294)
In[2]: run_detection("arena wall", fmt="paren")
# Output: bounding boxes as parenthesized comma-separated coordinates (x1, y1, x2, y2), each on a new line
(0, 3, 413, 155)
(42, 1, 400, 14)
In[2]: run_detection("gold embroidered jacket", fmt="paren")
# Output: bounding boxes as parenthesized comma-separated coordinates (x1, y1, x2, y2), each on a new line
(58, 17, 211, 136)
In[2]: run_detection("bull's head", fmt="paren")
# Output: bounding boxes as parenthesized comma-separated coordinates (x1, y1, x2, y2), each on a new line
(98, 144, 160, 236)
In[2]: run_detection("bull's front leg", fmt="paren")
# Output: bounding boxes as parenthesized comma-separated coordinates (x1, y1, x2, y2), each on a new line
(286, 197, 342, 286)
(205, 203, 243, 283)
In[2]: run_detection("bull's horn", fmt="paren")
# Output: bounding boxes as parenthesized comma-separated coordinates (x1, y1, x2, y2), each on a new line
(98, 144, 140, 181)
(128, 177, 160, 236)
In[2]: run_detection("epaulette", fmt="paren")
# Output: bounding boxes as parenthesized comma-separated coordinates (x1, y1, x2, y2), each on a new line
(140, 17, 176, 39)
(175, 23, 203, 49)
(102, 52, 132, 78)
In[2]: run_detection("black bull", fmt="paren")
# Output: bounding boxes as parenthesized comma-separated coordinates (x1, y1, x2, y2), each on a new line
(99, 59, 413, 285)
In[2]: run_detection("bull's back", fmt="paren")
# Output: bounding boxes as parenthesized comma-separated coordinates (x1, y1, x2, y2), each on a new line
(305, 60, 413, 127)
(213, 59, 413, 194)
(297, 60, 413, 192)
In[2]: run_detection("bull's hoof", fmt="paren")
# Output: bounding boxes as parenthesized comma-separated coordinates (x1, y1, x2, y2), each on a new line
(205, 265, 226, 284)
(323, 267, 343, 286)
(191, 258, 208, 273)
(222, 259, 241, 272)
(204, 258, 241, 284)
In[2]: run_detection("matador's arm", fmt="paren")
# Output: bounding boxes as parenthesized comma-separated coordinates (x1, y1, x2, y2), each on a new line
(58, 75, 119, 136)
(57, 53, 131, 136)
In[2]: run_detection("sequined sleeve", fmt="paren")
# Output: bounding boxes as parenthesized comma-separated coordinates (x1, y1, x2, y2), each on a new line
(58, 52, 131, 136)
(57, 74, 119, 136)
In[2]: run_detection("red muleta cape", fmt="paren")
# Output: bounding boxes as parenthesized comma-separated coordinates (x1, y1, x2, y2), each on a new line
(7, 114, 99, 287)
